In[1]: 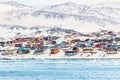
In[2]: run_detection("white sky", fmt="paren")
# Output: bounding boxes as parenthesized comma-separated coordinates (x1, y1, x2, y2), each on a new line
(0, 0, 120, 6)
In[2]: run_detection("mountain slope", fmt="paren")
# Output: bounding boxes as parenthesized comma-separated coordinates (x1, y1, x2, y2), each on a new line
(0, 1, 120, 38)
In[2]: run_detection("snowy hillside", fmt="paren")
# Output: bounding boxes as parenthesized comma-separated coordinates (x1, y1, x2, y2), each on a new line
(0, 1, 120, 38)
(91, 2, 120, 20)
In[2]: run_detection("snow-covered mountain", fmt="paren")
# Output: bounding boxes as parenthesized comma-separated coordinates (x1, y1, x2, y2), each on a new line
(0, 1, 120, 38)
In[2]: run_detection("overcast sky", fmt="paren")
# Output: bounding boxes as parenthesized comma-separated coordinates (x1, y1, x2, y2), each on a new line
(0, 0, 120, 6)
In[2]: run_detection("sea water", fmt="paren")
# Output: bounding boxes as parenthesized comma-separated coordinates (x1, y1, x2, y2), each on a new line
(0, 59, 120, 80)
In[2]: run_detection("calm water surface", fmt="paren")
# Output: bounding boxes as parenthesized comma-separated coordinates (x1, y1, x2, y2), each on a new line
(0, 59, 120, 80)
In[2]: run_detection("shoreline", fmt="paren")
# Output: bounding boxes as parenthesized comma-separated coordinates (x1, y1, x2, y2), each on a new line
(0, 51, 120, 60)
(0, 56, 120, 60)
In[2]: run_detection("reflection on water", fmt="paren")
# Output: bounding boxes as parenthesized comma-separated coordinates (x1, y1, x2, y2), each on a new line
(0, 59, 120, 80)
